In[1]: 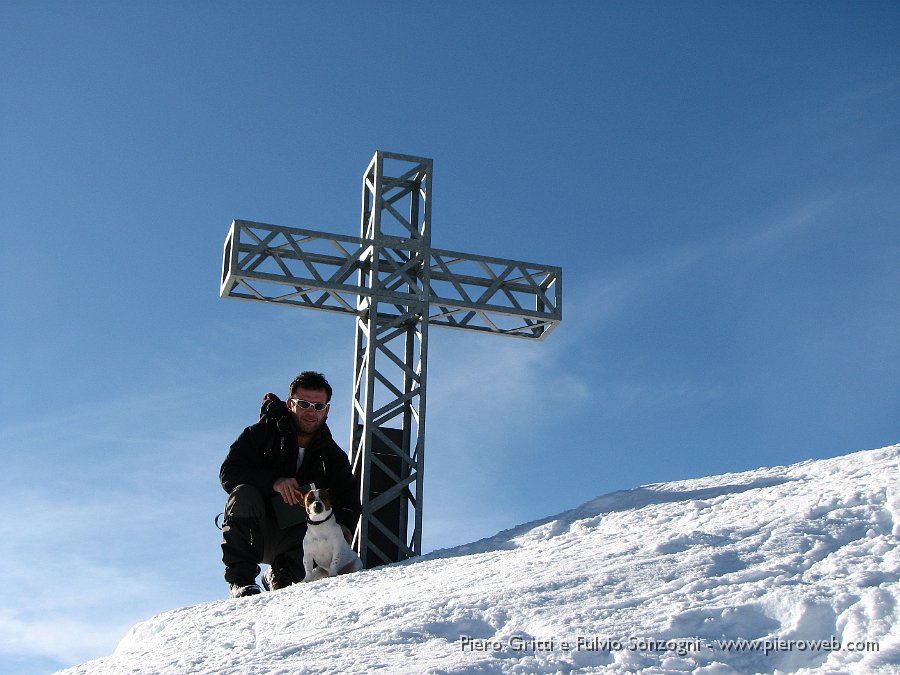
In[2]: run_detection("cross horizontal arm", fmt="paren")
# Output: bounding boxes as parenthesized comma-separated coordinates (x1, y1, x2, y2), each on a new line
(221, 219, 562, 339)
(426, 247, 561, 338)
(221, 219, 369, 317)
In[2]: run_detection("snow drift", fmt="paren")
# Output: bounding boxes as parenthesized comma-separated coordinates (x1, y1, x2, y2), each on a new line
(59, 445, 900, 674)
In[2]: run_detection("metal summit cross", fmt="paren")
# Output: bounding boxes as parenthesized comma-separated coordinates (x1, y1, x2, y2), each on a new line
(220, 151, 562, 568)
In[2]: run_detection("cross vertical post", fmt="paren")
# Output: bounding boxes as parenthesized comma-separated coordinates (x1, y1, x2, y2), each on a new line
(220, 150, 561, 569)
(351, 152, 431, 565)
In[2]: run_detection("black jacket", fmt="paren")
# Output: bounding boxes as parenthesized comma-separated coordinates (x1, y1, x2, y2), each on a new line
(220, 420, 361, 530)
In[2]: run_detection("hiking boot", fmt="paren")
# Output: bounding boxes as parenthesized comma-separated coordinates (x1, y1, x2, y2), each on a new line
(262, 566, 294, 591)
(229, 582, 262, 598)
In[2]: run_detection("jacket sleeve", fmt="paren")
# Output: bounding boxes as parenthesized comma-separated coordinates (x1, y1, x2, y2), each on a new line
(324, 444, 362, 531)
(219, 423, 281, 497)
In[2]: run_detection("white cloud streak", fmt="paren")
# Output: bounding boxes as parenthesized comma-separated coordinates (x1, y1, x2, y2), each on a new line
(573, 191, 853, 330)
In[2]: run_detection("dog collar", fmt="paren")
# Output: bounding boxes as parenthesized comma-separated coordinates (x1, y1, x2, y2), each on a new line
(307, 511, 335, 526)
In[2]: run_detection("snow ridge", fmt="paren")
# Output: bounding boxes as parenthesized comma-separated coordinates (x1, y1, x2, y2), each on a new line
(59, 445, 900, 674)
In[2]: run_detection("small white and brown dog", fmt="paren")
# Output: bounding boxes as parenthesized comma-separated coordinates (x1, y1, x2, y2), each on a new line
(300, 485, 363, 582)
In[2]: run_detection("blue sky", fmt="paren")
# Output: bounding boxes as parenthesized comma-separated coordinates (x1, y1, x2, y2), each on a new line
(2, 1, 898, 672)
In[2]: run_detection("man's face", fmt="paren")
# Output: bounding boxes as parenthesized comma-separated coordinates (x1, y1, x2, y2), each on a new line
(288, 386, 330, 436)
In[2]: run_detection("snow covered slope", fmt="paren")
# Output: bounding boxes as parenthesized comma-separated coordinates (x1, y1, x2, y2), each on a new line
(59, 445, 900, 674)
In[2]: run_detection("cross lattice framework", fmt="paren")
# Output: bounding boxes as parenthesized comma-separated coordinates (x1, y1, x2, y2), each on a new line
(220, 151, 562, 567)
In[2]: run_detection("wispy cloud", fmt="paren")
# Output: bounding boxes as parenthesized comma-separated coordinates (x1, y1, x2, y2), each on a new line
(0, 487, 187, 667)
(0, 395, 235, 669)
(576, 192, 849, 328)
(723, 193, 852, 257)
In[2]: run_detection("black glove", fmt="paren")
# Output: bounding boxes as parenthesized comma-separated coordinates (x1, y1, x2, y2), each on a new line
(260, 393, 293, 435)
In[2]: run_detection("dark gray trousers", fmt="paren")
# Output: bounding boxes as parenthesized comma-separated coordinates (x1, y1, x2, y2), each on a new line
(221, 484, 306, 585)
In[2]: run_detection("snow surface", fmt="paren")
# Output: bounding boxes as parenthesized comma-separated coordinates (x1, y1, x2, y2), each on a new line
(59, 445, 900, 674)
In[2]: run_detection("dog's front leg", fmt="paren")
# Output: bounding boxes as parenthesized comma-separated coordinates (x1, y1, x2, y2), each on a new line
(303, 550, 316, 581)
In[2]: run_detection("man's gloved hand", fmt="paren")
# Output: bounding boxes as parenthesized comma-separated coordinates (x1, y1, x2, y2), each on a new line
(260, 393, 293, 434)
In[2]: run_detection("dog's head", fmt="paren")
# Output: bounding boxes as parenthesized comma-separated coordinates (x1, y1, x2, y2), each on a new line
(301, 487, 333, 519)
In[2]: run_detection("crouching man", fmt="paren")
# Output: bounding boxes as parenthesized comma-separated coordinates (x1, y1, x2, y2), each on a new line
(219, 371, 361, 598)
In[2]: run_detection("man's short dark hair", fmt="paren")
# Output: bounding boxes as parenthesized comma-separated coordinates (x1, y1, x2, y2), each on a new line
(289, 371, 333, 402)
